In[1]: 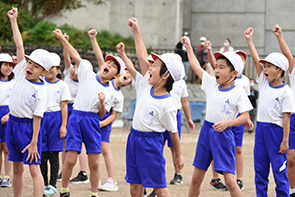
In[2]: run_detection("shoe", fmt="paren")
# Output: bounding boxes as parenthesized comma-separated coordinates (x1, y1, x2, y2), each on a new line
(237, 179, 244, 190)
(170, 173, 183, 185)
(209, 178, 228, 191)
(144, 188, 147, 196)
(60, 192, 70, 197)
(147, 190, 157, 197)
(0, 176, 11, 187)
(43, 186, 55, 196)
(57, 173, 62, 182)
(70, 171, 89, 184)
(290, 193, 295, 197)
(47, 185, 57, 194)
(99, 177, 119, 191)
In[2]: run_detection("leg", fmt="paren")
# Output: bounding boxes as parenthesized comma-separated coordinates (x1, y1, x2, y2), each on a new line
(223, 172, 242, 197)
(29, 164, 44, 197)
(48, 151, 59, 187)
(88, 153, 100, 193)
(130, 183, 144, 197)
(101, 141, 115, 179)
(154, 188, 171, 197)
(188, 167, 206, 197)
(169, 146, 183, 185)
(289, 148, 295, 193)
(3, 142, 12, 177)
(211, 162, 219, 179)
(0, 143, 3, 176)
(61, 151, 78, 188)
(70, 144, 88, 183)
(12, 161, 24, 197)
(209, 162, 227, 191)
(40, 151, 49, 186)
(235, 145, 244, 182)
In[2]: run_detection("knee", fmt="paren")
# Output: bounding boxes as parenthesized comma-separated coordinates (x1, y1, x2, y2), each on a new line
(236, 147, 243, 155)
(224, 178, 236, 191)
(3, 146, 9, 155)
(65, 157, 77, 168)
(288, 155, 295, 167)
(29, 165, 41, 177)
(13, 164, 24, 175)
(130, 185, 142, 197)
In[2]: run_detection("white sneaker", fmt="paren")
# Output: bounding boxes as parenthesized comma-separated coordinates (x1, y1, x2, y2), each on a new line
(98, 180, 102, 190)
(99, 177, 119, 191)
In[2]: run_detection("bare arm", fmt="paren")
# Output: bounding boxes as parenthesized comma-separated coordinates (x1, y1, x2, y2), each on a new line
(116, 42, 137, 79)
(100, 110, 118, 127)
(244, 27, 263, 76)
(280, 112, 290, 154)
(273, 24, 295, 73)
(204, 41, 216, 70)
(127, 17, 149, 75)
(59, 101, 68, 138)
(88, 29, 105, 69)
(169, 132, 184, 170)
(213, 111, 249, 132)
(98, 92, 106, 117)
(181, 97, 195, 130)
(181, 36, 204, 80)
(8, 7, 24, 64)
(63, 33, 71, 70)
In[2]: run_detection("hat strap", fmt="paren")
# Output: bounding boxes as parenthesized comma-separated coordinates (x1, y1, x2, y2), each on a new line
(155, 70, 169, 87)
(222, 76, 235, 86)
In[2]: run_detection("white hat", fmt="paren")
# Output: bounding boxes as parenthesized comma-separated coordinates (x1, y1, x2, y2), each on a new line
(200, 37, 207, 42)
(105, 55, 126, 75)
(50, 53, 61, 67)
(259, 52, 288, 71)
(214, 51, 244, 76)
(25, 49, 53, 70)
(150, 52, 185, 81)
(235, 50, 247, 60)
(147, 55, 154, 62)
(0, 53, 13, 63)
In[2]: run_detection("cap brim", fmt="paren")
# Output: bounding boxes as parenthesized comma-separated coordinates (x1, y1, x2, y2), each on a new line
(105, 55, 121, 71)
(151, 53, 160, 62)
(214, 52, 225, 60)
(236, 51, 247, 59)
(24, 55, 42, 67)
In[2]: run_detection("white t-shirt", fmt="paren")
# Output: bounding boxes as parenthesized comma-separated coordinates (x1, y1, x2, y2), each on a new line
(63, 65, 79, 103)
(132, 72, 178, 133)
(132, 71, 144, 102)
(110, 80, 124, 113)
(9, 59, 47, 118)
(0, 79, 14, 106)
(170, 79, 189, 110)
(288, 68, 295, 100)
(73, 59, 112, 113)
(201, 72, 253, 123)
(44, 78, 71, 112)
(235, 75, 250, 95)
(257, 73, 295, 127)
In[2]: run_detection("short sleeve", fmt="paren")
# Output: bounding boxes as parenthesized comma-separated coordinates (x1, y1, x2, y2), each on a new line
(201, 71, 216, 92)
(76, 59, 94, 82)
(160, 110, 178, 133)
(13, 59, 26, 79)
(61, 82, 71, 102)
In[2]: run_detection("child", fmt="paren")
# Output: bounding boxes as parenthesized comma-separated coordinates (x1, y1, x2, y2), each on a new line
(244, 27, 295, 197)
(40, 52, 71, 196)
(272, 24, 295, 197)
(53, 28, 125, 197)
(182, 36, 252, 197)
(126, 17, 185, 197)
(88, 29, 132, 191)
(7, 7, 53, 197)
(205, 41, 253, 191)
(0, 53, 14, 187)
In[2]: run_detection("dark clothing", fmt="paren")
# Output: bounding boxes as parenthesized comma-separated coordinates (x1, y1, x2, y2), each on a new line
(248, 89, 258, 108)
(175, 41, 188, 61)
(195, 45, 209, 66)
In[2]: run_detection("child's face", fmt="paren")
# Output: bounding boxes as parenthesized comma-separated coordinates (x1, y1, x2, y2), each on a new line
(100, 59, 119, 80)
(238, 54, 246, 67)
(46, 66, 60, 80)
(0, 62, 13, 78)
(117, 69, 132, 86)
(263, 62, 282, 82)
(214, 59, 237, 85)
(70, 65, 78, 80)
(148, 58, 162, 86)
(25, 60, 47, 81)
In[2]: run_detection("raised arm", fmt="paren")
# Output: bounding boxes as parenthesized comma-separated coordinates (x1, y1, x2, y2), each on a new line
(63, 33, 71, 70)
(53, 29, 81, 66)
(273, 24, 295, 73)
(127, 17, 149, 75)
(244, 27, 263, 76)
(7, 7, 24, 64)
(181, 36, 204, 80)
(204, 41, 216, 70)
(116, 42, 137, 79)
(88, 29, 104, 69)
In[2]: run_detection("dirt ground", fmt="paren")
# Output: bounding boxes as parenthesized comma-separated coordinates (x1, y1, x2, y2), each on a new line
(1, 128, 277, 197)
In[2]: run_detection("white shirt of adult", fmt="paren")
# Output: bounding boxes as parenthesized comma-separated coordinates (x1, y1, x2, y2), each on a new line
(0, 79, 14, 106)
(9, 59, 47, 118)
(63, 65, 79, 104)
(201, 71, 253, 123)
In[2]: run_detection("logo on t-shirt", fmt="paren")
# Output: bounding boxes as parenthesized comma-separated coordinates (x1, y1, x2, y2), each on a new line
(142, 108, 158, 126)
(25, 91, 38, 108)
(220, 98, 232, 114)
(272, 96, 281, 110)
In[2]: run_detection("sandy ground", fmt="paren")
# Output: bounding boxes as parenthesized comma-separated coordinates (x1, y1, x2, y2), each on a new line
(1, 128, 277, 197)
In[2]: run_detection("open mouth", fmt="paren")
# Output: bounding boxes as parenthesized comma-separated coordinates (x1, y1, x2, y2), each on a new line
(215, 75, 220, 80)
(103, 68, 109, 75)
(26, 70, 32, 76)
(123, 76, 127, 80)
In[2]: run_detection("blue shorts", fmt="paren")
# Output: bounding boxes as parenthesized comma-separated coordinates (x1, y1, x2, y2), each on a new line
(99, 111, 113, 143)
(41, 111, 64, 152)
(162, 110, 181, 147)
(0, 105, 9, 142)
(232, 113, 244, 146)
(68, 103, 74, 118)
(66, 110, 101, 154)
(193, 120, 236, 174)
(6, 115, 42, 165)
(125, 127, 166, 188)
(289, 114, 295, 149)
(254, 121, 289, 197)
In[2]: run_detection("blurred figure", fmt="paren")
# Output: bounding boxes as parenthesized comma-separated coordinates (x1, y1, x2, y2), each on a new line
(175, 32, 190, 81)
(219, 38, 234, 53)
(248, 78, 259, 134)
(195, 36, 211, 84)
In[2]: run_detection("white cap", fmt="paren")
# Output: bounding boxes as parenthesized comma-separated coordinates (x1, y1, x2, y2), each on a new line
(150, 52, 185, 81)
(50, 52, 61, 67)
(105, 55, 126, 75)
(0, 53, 13, 63)
(147, 55, 154, 62)
(235, 50, 247, 60)
(25, 49, 53, 70)
(200, 36, 207, 41)
(259, 52, 288, 71)
(214, 51, 244, 76)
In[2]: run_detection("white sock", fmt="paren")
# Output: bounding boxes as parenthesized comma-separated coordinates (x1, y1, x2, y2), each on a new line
(291, 188, 295, 194)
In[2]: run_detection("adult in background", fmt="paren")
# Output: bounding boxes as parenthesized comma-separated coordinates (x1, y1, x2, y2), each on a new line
(195, 36, 211, 84)
(175, 32, 190, 81)
(219, 38, 234, 53)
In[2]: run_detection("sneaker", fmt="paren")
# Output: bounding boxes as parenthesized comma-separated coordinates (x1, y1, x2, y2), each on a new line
(237, 179, 244, 190)
(147, 190, 157, 197)
(143, 188, 147, 196)
(209, 178, 228, 191)
(70, 171, 89, 184)
(43, 186, 55, 196)
(60, 192, 70, 197)
(290, 193, 295, 197)
(170, 173, 183, 185)
(57, 173, 62, 182)
(97, 180, 102, 190)
(0, 176, 11, 187)
(99, 177, 119, 191)
(47, 185, 57, 194)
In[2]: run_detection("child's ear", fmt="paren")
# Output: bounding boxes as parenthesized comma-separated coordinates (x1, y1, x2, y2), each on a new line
(232, 70, 238, 78)
(41, 70, 49, 77)
(162, 72, 170, 80)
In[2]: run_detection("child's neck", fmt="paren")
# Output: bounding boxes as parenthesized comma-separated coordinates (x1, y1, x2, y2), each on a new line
(46, 76, 58, 82)
(270, 77, 283, 87)
(113, 78, 121, 89)
(99, 75, 109, 84)
(220, 79, 235, 89)
(153, 85, 168, 96)
(0, 76, 8, 81)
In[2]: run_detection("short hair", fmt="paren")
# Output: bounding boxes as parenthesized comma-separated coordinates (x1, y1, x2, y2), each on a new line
(0, 62, 14, 81)
(275, 66, 285, 78)
(225, 38, 231, 44)
(216, 56, 235, 72)
(160, 62, 174, 92)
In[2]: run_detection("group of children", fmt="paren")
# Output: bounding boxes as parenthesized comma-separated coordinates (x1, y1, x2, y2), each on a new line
(1, 6, 295, 197)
